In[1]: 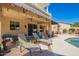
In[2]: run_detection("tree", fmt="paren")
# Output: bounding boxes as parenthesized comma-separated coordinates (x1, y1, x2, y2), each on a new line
(69, 29, 75, 33)
(72, 22, 79, 27)
(63, 29, 67, 33)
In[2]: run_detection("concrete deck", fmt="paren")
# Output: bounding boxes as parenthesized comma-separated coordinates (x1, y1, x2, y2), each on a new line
(52, 34, 79, 56)
(5, 34, 79, 56)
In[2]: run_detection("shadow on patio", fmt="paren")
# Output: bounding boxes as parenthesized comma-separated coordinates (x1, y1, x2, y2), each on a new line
(23, 50, 64, 56)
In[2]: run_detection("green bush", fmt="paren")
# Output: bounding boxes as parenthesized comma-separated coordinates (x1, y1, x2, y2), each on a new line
(69, 29, 75, 33)
(63, 29, 67, 33)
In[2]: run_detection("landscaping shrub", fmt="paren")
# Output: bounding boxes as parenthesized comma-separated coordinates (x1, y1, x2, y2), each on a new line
(69, 29, 75, 33)
(63, 29, 67, 33)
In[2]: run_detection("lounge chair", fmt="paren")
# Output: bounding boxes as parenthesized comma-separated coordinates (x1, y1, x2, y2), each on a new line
(0, 42, 5, 56)
(33, 33, 52, 46)
(37, 32, 45, 39)
(37, 32, 52, 39)
(18, 34, 42, 56)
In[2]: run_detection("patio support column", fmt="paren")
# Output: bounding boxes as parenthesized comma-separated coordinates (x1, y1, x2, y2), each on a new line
(48, 21, 52, 34)
(48, 45, 52, 51)
(37, 24, 40, 32)
(0, 15, 3, 50)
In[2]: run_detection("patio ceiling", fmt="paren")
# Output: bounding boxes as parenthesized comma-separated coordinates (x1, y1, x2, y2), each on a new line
(14, 3, 51, 20)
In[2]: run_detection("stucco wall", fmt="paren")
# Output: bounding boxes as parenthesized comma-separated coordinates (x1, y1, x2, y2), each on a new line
(0, 7, 2, 42)
(59, 23, 71, 33)
(52, 24, 58, 33)
(0, 4, 51, 35)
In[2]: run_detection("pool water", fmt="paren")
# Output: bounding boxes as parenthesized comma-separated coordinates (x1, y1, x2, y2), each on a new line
(65, 38, 79, 47)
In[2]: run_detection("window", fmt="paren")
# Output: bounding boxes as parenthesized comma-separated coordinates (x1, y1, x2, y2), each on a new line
(44, 6, 47, 11)
(23, 8, 28, 13)
(23, 8, 26, 13)
(40, 25, 44, 29)
(40, 25, 44, 32)
(10, 21, 20, 30)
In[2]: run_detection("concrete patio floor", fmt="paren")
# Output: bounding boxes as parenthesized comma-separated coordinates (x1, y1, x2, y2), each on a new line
(52, 34, 79, 56)
(4, 45, 63, 56)
(4, 34, 79, 56)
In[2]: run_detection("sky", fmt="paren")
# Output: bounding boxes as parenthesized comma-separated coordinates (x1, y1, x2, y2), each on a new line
(48, 3, 79, 24)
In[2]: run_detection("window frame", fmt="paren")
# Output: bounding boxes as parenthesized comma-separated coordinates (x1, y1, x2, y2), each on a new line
(10, 21, 20, 30)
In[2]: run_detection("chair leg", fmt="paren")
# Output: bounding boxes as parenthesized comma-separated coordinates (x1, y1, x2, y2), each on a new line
(48, 44, 52, 51)
(39, 48, 42, 53)
(29, 49, 32, 56)
(20, 46, 22, 53)
(26, 48, 32, 56)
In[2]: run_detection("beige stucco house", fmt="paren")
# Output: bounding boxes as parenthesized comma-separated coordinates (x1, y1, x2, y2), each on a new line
(58, 22, 71, 33)
(0, 3, 52, 42)
(51, 21, 71, 34)
(32, 3, 49, 11)
(51, 21, 59, 34)
(70, 27, 79, 34)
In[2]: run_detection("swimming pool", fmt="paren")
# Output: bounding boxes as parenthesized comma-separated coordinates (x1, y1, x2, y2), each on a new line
(65, 38, 79, 47)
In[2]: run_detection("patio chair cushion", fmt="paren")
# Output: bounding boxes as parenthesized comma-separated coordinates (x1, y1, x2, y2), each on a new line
(18, 37, 39, 48)
(33, 33, 40, 40)
(18, 34, 41, 48)
(18, 34, 27, 41)
(18, 35, 42, 55)
(33, 33, 52, 46)
(37, 32, 42, 39)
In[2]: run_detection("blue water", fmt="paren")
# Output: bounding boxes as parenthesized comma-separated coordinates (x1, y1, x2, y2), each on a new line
(65, 38, 79, 47)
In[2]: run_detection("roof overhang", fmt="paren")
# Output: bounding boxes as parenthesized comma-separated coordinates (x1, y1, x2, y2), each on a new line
(14, 3, 51, 20)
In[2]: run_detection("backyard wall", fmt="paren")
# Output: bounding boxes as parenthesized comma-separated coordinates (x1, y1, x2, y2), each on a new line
(58, 23, 71, 33)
